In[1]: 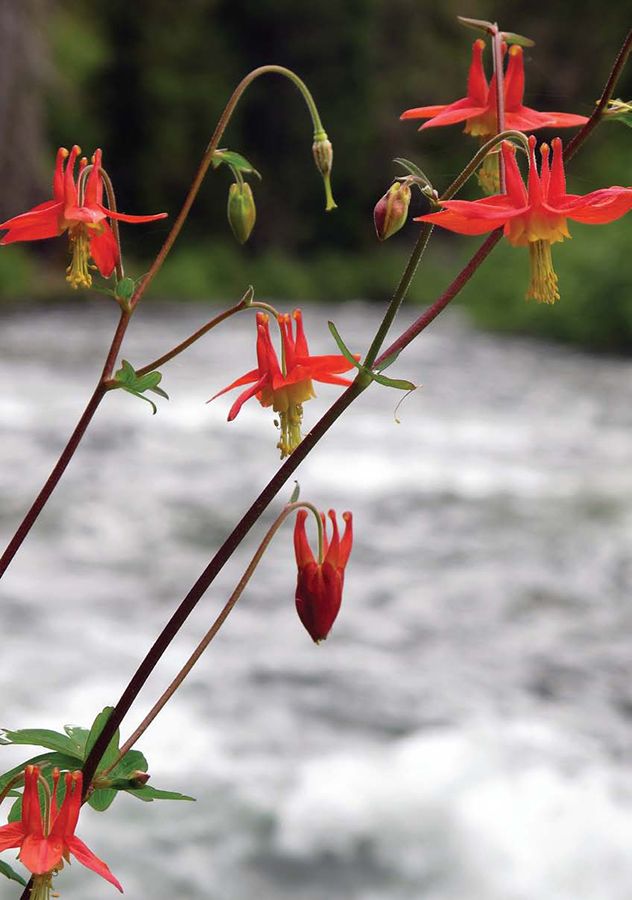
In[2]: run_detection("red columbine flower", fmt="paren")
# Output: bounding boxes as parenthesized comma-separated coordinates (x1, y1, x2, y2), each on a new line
(416, 135, 632, 304)
(210, 309, 356, 457)
(0, 145, 167, 289)
(0, 765, 122, 897)
(294, 508, 353, 643)
(401, 40, 588, 137)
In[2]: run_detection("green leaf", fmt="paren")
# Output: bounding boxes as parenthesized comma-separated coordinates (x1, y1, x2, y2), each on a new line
(110, 749, 148, 778)
(112, 361, 169, 415)
(0, 860, 26, 886)
(289, 481, 300, 504)
(327, 321, 361, 371)
(393, 158, 432, 187)
(63, 725, 90, 756)
(125, 785, 195, 802)
(501, 30, 535, 48)
(114, 277, 136, 302)
(88, 788, 117, 812)
(0, 752, 83, 793)
(370, 373, 417, 391)
(212, 149, 261, 179)
(0, 728, 80, 756)
(457, 15, 494, 34)
(85, 708, 120, 770)
(8, 796, 21, 823)
(606, 99, 632, 127)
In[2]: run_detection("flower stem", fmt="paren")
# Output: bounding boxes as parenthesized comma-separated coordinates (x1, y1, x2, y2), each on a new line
(134, 294, 250, 377)
(0, 310, 131, 581)
(490, 24, 507, 191)
(564, 27, 632, 163)
(77, 26, 632, 805)
(128, 65, 331, 312)
(101, 501, 316, 775)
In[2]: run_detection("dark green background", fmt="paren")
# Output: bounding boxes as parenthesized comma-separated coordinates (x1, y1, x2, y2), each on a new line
(0, 0, 630, 348)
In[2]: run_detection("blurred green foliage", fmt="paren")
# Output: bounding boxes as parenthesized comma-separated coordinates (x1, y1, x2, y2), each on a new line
(1, 0, 630, 349)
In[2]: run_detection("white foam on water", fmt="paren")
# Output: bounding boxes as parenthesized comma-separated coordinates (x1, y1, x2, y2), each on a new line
(276, 720, 632, 899)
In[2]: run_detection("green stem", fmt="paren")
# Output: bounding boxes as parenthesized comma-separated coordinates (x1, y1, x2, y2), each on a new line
(129, 65, 331, 312)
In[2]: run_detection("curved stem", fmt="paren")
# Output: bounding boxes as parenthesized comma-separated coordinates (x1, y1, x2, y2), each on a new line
(101, 501, 317, 775)
(80, 376, 366, 791)
(0, 311, 130, 581)
(129, 65, 330, 313)
(564, 27, 632, 163)
(77, 26, 632, 806)
(362, 129, 527, 371)
(135, 297, 248, 377)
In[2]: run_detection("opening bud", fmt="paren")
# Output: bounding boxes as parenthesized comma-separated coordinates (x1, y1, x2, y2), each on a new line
(374, 181, 412, 241)
(227, 181, 256, 244)
(312, 131, 337, 211)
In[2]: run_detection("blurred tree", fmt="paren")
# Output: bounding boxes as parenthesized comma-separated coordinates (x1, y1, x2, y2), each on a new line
(0, 0, 51, 220)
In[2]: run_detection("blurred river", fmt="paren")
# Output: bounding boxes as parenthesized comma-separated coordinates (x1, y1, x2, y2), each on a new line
(1, 301, 632, 900)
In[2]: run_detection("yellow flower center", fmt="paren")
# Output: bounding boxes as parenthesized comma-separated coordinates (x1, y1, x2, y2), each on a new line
(66, 227, 93, 289)
(464, 111, 496, 139)
(276, 403, 304, 458)
(527, 240, 560, 304)
(267, 379, 315, 458)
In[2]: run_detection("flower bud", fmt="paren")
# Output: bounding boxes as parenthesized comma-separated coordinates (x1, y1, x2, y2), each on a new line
(227, 181, 256, 244)
(312, 131, 337, 211)
(374, 182, 411, 241)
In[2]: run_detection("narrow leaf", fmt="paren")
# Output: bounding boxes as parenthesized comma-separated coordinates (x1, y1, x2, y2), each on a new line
(501, 30, 535, 47)
(375, 350, 402, 372)
(0, 860, 26, 886)
(327, 322, 361, 371)
(457, 15, 495, 34)
(125, 785, 195, 802)
(370, 373, 417, 391)
(212, 149, 261, 179)
(393, 158, 431, 186)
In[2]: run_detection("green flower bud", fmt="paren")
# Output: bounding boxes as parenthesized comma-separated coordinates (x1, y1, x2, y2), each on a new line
(227, 181, 256, 244)
(312, 131, 337, 211)
(373, 182, 412, 241)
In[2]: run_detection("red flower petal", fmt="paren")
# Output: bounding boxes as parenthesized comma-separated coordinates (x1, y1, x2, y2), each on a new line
(0, 821, 26, 852)
(66, 835, 123, 892)
(89, 222, 119, 278)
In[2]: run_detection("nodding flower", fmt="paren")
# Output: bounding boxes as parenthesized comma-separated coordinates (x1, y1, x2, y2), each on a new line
(209, 309, 357, 457)
(293, 508, 353, 643)
(0, 765, 123, 897)
(0, 145, 167, 289)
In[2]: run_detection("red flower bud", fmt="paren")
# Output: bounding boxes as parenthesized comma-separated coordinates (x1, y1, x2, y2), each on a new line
(293, 508, 353, 643)
(374, 182, 411, 241)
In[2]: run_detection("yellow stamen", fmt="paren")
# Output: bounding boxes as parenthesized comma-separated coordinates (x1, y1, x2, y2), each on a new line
(65, 227, 93, 289)
(277, 403, 304, 458)
(477, 151, 501, 195)
(30, 874, 53, 900)
(527, 240, 560, 304)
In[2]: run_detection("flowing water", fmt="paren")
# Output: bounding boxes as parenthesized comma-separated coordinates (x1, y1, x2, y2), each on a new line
(1, 301, 632, 900)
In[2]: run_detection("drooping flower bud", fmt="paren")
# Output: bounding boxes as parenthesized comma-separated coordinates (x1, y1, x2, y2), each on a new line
(374, 181, 412, 241)
(293, 508, 353, 643)
(227, 181, 256, 244)
(312, 131, 337, 211)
